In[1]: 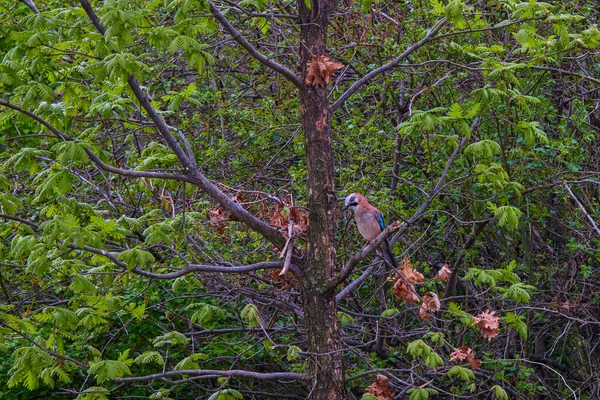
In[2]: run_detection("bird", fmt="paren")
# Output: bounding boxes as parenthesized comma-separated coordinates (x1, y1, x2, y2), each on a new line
(342, 193, 397, 269)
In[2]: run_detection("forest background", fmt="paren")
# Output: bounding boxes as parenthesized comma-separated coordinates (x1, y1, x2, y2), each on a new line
(0, 0, 599, 399)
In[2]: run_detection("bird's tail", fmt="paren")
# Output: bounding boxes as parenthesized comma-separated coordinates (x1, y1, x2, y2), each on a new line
(379, 239, 397, 270)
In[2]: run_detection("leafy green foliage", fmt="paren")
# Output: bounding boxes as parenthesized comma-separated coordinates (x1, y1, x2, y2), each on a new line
(89, 358, 132, 384)
(7, 347, 53, 390)
(134, 351, 164, 366)
(503, 312, 528, 339)
(447, 365, 475, 382)
(240, 304, 260, 328)
(407, 388, 439, 400)
(0, 0, 598, 398)
(117, 248, 155, 271)
(491, 385, 509, 400)
(406, 340, 444, 368)
(208, 389, 243, 400)
(152, 331, 190, 347)
(287, 345, 301, 361)
(189, 303, 226, 326)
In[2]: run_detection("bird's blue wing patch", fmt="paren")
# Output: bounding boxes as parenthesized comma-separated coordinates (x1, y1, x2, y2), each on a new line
(376, 213, 385, 231)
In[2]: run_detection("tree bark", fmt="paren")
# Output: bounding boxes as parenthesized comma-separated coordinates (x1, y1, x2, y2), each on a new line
(298, 0, 347, 398)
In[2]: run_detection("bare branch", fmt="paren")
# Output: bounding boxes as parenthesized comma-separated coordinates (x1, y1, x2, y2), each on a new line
(208, 0, 304, 91)
(563, 182, 600, 238)
(114, 369, 308, 383)
(389, 137, 466, 246)
(327, 222, 401, 291)
(0, 99, 191, 182)
(132, 261, 286, 279)
(79, 1, 286, 247)
(69, 242, 286, 278)
(532, 65, 600, 86)
(20, 0, 39, 14)
(331, 18, 446, 111)
(336, 263, 377, 302)
(0, 213, 39, 229)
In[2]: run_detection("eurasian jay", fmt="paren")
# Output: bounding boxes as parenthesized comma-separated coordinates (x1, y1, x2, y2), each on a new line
(342, 193, 397, 269)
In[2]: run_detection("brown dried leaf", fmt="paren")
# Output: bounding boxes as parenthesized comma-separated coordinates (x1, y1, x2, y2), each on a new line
(556, 299, 580, 312)
(449, 346, 470, 362)
(269, 269, 297, 291)
(364, 374, 393, 400)
(450, 345, 481, 370)
(469, 356, 482, 370)
(390, 258, 423, 304)
(289, 207, 308, 234)
(270, 204, 288, 230)
(435, 263, 452, 282)
(419, 292, 441, 320)
(270, 202, 308, 236)
(208, 207, 227, 235)
(473, 309, 500, 341)
(305, 55, 344, 88)
(400, 257, 424, 284)
(392, 279, 420, 303)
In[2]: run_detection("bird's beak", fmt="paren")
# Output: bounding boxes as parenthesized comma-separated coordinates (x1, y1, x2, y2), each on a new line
(341, 204, 349, 212)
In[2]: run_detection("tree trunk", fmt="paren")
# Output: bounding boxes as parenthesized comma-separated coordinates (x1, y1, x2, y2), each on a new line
(298, 0, 347, 399)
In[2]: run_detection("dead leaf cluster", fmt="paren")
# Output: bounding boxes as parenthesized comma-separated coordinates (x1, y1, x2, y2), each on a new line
(556, 299, 581, 313)
(269, 201, 308, 237)
(473, 309, 500, 341)
(268, 270, 297, 291)
(435, 263, 452, 282)
(449, 345, 481, 369)
(364, 374, 393, 400)
(207, 207, 228, 235)
(419, 292, 441, 320)
(305, 54, 344, 88)
(390, 258, 423, 303)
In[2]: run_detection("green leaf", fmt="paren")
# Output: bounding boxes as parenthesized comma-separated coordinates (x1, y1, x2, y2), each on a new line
(208, 389, 244, 400)
(153, 331, 190, 347)
(502, 283, 535, 303)
(516, 121, 548, 146)
(0, 193, 22, 215)
(448, 103, 464, 119)
(407, 388, 439, 400)
(491, 385, 509, 400)
(89, 359, 132, 384)
(51, 141, 91, 164)
(189, 303, 226, 326)
(491, 205, 522, 231)
(406, 340, 444, 368)
(503, 312, 528, 339)
(241, 303, 260, 328)
(447, 365, 475, 382)
(70, 276, 97, 294)
(174, 353, 208, 370)
(445, 0, 467, 28)
(381, 308, 399, 317)
(287, 345, 301, 361)
(118, 248, 155, 271)
(133, 351, 165, 366)
(337, 311, 355, 326)
(430, 0, 445, 15)
(7, 346, 53, 390)
(464, 140, 501, 163)
(361, 395, 380, 400)
(464, 268, 503, 287)
(33, 170, 74, 202)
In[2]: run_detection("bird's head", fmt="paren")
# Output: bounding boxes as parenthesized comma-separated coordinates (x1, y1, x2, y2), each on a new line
(342, 193, 361, 212)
